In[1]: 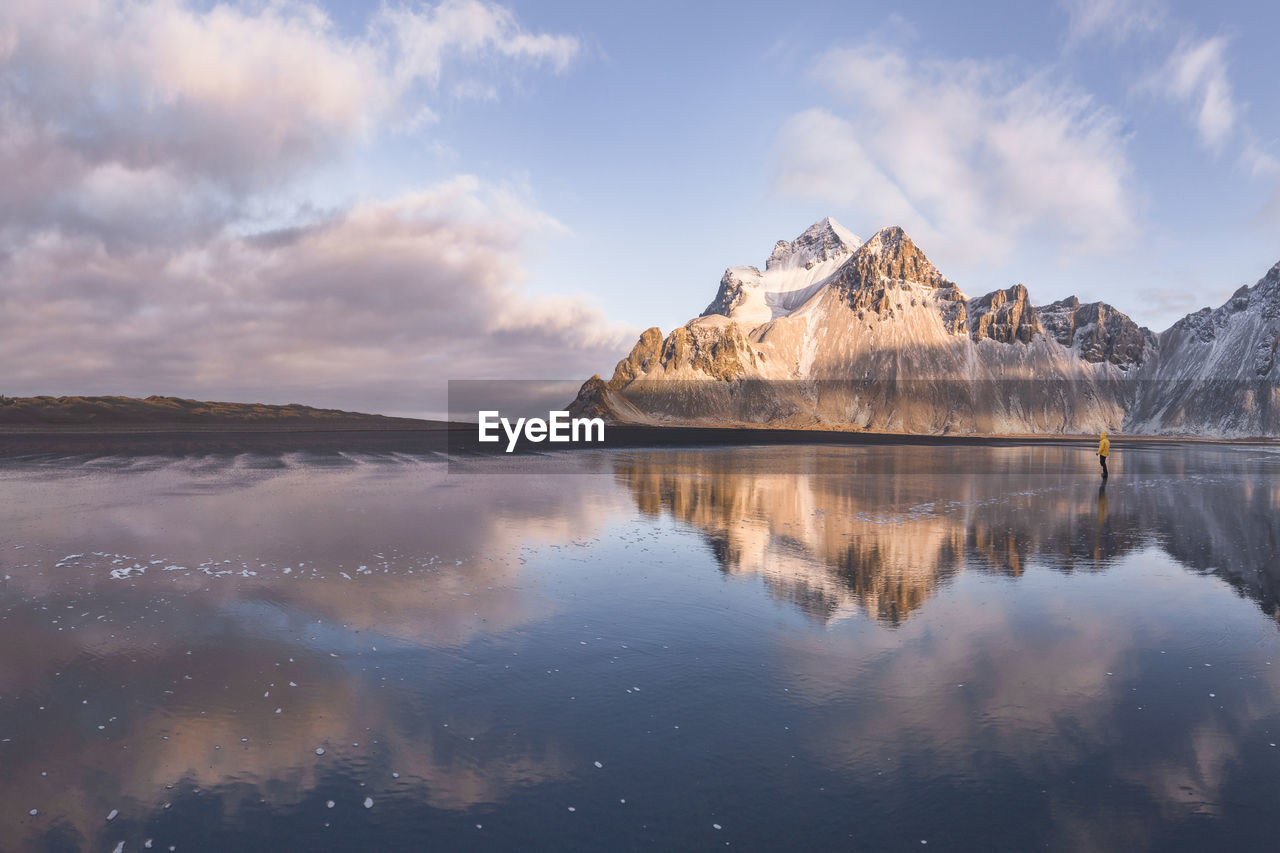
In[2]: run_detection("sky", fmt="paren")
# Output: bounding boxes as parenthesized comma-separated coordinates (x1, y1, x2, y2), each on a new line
(2, 0, 1278, 416)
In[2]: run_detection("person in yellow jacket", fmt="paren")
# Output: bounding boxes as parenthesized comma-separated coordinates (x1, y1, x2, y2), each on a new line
(1096, 431, 1110, 479)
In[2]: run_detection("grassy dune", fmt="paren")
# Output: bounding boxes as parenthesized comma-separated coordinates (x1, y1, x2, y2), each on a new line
(0, 395, 437, 432)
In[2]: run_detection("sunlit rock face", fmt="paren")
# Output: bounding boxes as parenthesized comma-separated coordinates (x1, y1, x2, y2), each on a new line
(969, 284, 1041, 345)
(572, 220, 1280, 436)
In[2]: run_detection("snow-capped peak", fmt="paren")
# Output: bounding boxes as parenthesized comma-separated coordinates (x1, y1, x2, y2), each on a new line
(765, 217, 862, 271)
(701, 218, 863, 325)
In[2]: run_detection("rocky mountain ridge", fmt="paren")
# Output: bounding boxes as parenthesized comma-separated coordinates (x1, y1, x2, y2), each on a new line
(571, 218, 1280, 436)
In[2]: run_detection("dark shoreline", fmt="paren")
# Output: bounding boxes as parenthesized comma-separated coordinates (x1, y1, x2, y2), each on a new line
(573, 424, 1280, 449)
(0, 424, 456, 457)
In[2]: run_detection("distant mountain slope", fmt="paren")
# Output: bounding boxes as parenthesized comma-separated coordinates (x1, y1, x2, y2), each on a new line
(571, 218, 1279, 437)
(0, 395, 435, 430)
(1127, 262, 1280, 436)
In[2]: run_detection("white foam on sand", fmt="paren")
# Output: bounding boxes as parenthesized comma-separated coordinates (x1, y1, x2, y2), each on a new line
(108, 565, 145, 580)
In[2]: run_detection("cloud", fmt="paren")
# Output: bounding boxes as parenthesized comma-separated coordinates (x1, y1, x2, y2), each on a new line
(773, 45, 1136, 264)
(1060, 2, 1250, 163)
(1241, 141, 1280, 181)
(0, 1, 621, 412)
(1060, 0, 1165, 46)
(1060, 2, 1280, 230)
(0, 0, 580, 246)
(0, 176, 633, 415)
(373, 0, 579, 90)
(1141, 36, 1238, 152)
(1076, 2, 1280, 232)
(774, 109, 924, 228)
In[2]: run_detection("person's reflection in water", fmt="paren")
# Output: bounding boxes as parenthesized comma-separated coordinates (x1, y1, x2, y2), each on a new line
(1093, 481, 1110, 563)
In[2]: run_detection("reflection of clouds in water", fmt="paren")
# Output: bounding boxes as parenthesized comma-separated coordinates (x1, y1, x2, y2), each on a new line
(0, 454, 630, 647)
(0, 615, 575, 848)
(4, 453, 605, 567)
(0, 454, 622, 849)
(772, 547, 1280, 844)
(0, 594, 577, 846)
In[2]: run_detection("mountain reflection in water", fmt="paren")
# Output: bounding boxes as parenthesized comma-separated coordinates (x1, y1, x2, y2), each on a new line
(613, 444, 1280, 625)
(2, 439, 1280, 851)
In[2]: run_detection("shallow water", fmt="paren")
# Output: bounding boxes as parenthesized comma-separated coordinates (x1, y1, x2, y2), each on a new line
(2, 440, 1280, 851)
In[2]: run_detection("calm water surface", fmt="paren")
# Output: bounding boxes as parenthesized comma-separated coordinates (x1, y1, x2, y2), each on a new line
(2, 440, 1280, 851)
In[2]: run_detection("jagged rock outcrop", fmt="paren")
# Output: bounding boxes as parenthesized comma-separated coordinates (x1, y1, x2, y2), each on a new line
(570, 218, 1280, 436)
(600, 322, 760, 388)
(702, 268, 757, 319)
(567, 375, 649, 423)
(566, 375, 612, 420)
(659, 322, 759, 381)
(834, 226, 952, 304)
(1037, 297, 1154, 369)
(607, 326, 664, 390)
(969, 284, 1040, 344)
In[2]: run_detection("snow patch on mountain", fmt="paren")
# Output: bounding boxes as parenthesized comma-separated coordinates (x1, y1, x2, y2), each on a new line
(701, 218, 860, 327)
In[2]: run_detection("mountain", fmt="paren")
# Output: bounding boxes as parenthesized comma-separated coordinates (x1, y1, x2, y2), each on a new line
(1125, 262, 1280, 435)
(570, 218, 1279, 437)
